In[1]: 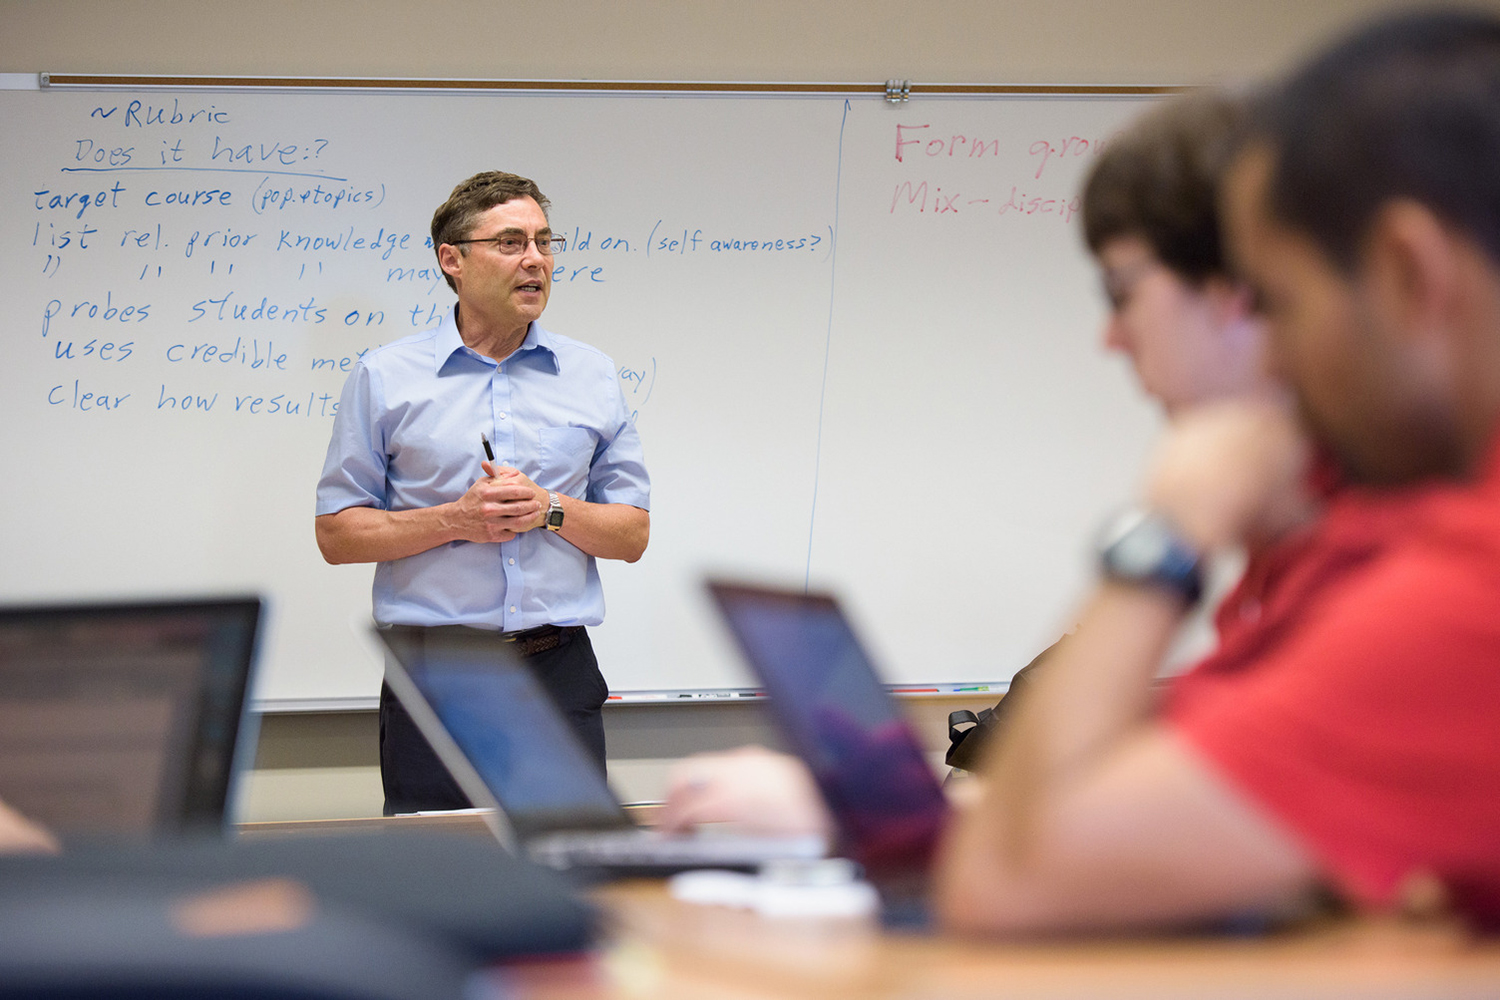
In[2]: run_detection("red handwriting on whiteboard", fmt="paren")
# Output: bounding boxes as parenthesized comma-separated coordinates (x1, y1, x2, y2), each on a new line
(894, 124, 1003, 163)
(998, 186, 1081, 223)
(890, 182, 965, 214)
(1028, 136, 1110, 179)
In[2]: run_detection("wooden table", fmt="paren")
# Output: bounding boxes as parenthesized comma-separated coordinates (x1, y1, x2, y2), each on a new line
(495, 880, 1500, 1000)
(239, 815, 1500, 997)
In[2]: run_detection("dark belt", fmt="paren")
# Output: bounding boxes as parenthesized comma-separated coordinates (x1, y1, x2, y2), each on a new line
(500, 623, 583, 657)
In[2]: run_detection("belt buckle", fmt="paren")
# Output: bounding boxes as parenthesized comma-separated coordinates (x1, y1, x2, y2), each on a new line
(502, 624, 559, 655)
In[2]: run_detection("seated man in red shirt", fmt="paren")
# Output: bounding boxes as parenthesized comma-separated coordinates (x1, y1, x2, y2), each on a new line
(937, 8, 1500, 933)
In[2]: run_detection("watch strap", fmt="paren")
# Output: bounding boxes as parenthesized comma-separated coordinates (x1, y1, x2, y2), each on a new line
(544, 491, 564, 531)
(1096, 508, 1204, 605)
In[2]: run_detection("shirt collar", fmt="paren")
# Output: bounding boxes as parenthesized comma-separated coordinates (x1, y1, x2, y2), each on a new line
(524, 323, 563, 374)
(433, 305, 560, 375)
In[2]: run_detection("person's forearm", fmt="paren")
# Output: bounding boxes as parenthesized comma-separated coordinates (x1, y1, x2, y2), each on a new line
(985, 399, 1309, 799)
(554, 498, 649, 562)
(936, 583, 1191, 924)
(315, 504, 464, 564)
(934, 402, 1322, 932)
(993, 584, 1185, 791)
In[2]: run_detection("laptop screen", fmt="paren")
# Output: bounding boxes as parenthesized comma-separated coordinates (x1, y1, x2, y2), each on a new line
(707, 581, 948, 877)
(378, 626, 628, 839)
(0, 598, 261, 840)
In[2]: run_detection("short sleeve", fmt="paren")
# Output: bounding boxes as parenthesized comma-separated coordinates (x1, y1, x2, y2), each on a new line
(315, 363, 389, 516)
(584, 373, 651, 510)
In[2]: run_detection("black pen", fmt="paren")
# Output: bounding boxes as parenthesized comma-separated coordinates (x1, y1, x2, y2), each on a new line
(480, 433, 495, 462)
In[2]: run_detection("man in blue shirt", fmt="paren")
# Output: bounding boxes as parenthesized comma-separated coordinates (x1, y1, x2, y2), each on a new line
(316, 171, 651, 813)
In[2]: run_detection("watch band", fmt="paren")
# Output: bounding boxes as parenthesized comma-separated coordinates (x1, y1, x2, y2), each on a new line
(544, 491, 565, 531)
(1096, 508, 1204, 605)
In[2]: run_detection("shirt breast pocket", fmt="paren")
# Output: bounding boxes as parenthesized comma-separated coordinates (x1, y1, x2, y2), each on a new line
(538, 426, 596, 496)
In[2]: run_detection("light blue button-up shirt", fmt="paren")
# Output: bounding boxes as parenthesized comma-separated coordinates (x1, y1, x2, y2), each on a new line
(316, 308, 651, 631)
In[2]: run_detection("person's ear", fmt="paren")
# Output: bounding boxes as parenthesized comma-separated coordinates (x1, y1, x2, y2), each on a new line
(1361, 199, 1459, 348)
(437, 243, 464, 286)
(1198, 275, 1257, 333)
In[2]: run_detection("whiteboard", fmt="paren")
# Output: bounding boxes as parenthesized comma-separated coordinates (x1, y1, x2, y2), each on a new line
(0, 84, 1162, 707)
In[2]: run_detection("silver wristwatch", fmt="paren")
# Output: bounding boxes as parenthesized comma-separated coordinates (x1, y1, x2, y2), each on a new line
(543, 491, 565, 531)
(1096, 508, 1203, 604)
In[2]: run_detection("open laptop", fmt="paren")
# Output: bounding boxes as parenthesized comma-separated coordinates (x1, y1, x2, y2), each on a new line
(705, 579, 949, 917)
(0, 597, 262, 840)
(375, 624, 825, 875)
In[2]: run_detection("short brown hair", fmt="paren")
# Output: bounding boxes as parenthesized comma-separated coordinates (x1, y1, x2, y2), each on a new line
(1081, 90, 1245, 283)
(430, 171, 551, 291)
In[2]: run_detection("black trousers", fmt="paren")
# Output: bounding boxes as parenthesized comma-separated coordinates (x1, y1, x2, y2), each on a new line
(379, 626, 608, 815)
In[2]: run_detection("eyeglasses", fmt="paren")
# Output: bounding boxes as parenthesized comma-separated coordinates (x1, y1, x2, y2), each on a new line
(450, 230, 567, 256)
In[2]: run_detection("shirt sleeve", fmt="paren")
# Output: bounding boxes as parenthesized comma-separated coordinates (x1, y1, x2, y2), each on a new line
(315, 362, 389, 516)
(584, 372, 651, 510)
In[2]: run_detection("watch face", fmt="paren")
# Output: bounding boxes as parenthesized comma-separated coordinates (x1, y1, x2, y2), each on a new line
(1112, 526, 1171, 575)
(546, 509, 564, 528)
(1098, 509, 1203, 603)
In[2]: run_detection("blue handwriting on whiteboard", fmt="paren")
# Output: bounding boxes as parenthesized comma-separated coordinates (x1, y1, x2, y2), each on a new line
(617, 357, 657, 409)
(166, 337, 286, 369)
(275, 226, 411, 259)
(90, 99, 230, 128)
(187, 292, 327, 324)
(48, 380, 131, 411)
(255, 179, 386, 213)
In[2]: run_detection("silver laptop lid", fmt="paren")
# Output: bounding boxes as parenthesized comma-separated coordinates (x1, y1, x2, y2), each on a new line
(0, 597, 261, 840)
(376, 625, 631, 844)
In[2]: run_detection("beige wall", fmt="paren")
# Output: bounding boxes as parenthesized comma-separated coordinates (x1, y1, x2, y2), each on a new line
(9, 0, 1493, 821)
(5, 0, 1494, 85)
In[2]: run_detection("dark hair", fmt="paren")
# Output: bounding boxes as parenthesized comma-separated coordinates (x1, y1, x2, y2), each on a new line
(1082, 89, 1246, 283)
(430, 171, 551, 291)
(1253, 9, 1500, 270)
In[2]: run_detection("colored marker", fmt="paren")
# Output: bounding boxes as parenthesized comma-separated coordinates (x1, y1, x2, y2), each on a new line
(480, 433, 495, 462)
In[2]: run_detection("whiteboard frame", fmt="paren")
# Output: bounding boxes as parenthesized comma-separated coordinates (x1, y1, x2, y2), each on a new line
(37, 73, 1184, 98)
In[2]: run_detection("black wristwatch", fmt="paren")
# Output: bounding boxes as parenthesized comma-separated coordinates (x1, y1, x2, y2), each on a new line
(1096, 508, 1203, 605)
(543, 491, 565, 531)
